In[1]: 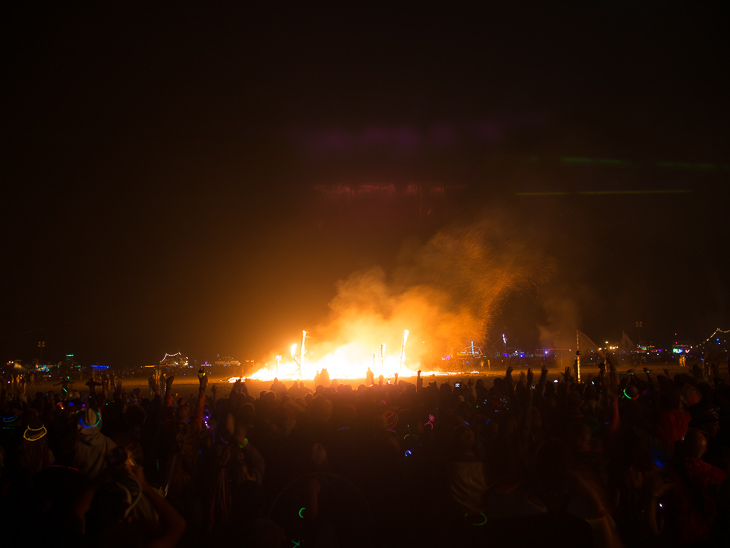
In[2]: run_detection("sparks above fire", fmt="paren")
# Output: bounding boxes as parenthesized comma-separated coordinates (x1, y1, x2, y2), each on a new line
(229, 329, 443, 382)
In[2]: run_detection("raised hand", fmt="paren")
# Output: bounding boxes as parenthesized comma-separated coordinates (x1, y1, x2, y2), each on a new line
(526, 368, 534, 387)
(86, 377, 100, 394)
(128, 463, 147, 486)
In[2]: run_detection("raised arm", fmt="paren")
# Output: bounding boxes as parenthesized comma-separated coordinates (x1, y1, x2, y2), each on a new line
(504, 366, 516, 403)
(535, 364, 548, 397)
(520, 368, 535, 467)
(129, 465, 186, 548)
(191, 375, 207, 432)
(164, 375, 175, 408)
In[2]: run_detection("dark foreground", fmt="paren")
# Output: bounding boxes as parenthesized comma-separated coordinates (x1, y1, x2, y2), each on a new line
(2, 360, 729, 547)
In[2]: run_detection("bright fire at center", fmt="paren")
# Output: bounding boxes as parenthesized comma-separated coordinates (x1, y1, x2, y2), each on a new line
(228, 329, 455, 383)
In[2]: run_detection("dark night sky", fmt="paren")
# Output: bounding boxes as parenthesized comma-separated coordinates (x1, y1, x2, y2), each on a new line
(2, 4, 729, 367)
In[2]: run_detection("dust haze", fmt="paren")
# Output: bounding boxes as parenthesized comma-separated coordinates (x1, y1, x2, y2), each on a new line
(303, 214, 562, 370)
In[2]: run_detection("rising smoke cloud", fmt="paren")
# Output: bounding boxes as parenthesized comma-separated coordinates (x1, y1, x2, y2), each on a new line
(306, 215, 556, 370)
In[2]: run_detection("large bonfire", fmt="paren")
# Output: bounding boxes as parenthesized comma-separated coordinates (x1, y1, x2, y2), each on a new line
(237, 329, 451, 382)
(233, 218, 553, 383)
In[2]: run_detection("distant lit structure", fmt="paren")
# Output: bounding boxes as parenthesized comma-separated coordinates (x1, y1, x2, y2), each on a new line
(160, 352, 188, 367)
(214, 355, 241, 366)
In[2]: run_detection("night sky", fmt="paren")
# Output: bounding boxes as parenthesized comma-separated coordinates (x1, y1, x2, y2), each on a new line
(3, 4, 729, 367)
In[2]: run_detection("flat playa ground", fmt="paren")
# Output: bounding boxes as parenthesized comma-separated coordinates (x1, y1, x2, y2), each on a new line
(21, 361, 709, 401)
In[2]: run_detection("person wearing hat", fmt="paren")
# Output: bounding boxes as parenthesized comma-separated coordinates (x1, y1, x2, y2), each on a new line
(73, 407, 117, 481)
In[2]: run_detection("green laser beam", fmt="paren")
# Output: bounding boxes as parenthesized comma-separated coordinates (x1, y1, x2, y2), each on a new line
(578, 189, 692, 195)
(516, 189, 692, 196)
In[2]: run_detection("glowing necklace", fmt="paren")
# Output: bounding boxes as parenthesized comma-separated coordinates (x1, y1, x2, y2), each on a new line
(80, 411, 101, 429)
(23, 424, 47, 441)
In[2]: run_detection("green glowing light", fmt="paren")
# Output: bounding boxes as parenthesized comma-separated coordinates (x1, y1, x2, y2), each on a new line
(523, 156, 728, 171)
(578, 190, 692, 195)
(656, 161, 692, 169)
(655, 161, 718, 170)
(517, 189, 692, 197)
(561, 157, 636, 167)
(465, 512, 488, 526)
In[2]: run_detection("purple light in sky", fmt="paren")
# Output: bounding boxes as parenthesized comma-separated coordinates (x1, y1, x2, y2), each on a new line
(427, 125, 457, 146)
(472, 122, 501, 141)
(291, 119, 516, 154)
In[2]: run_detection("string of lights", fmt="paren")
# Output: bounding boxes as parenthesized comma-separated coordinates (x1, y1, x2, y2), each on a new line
(159, 352, 188, 366)
(697, 328, 729, 347)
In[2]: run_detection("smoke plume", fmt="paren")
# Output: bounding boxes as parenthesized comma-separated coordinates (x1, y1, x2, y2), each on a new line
(308, 215, 555, 371)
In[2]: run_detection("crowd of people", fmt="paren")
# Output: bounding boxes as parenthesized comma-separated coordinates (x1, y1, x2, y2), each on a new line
(1, 358, 729, 547)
